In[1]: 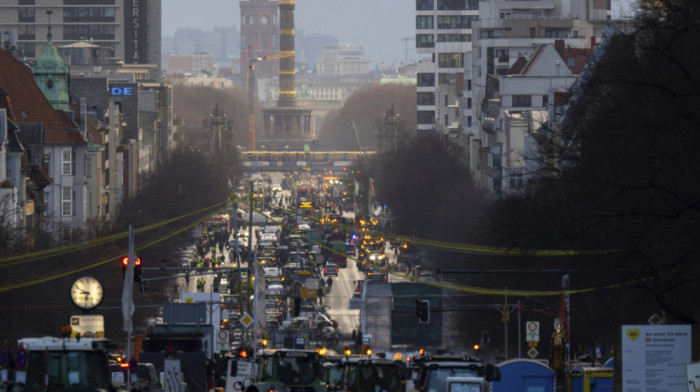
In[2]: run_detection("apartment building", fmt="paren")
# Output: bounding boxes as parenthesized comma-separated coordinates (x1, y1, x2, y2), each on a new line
(415, 0, 480, 138)
(0, 0, 161, 67)
(464, 0, 609, 194)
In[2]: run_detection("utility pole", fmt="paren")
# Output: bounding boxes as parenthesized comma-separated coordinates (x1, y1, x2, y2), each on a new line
(247, 46, 261, 152)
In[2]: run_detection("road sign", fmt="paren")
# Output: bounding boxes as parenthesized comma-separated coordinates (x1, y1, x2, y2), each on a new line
(163, 359, 181, 392)
(526, 321, 540, 342)
(304, 144, 310, 153)
(216, 330, 229, 352)
(240, 313, 253, 328)
(15, 346, 27, 371)
(527, 347, 539, 358)
(0, 342, 8, 368)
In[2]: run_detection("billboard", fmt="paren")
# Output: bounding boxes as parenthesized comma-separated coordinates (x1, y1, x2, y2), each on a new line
(70, 314, 105, 338)
(622, 324, 691, 392)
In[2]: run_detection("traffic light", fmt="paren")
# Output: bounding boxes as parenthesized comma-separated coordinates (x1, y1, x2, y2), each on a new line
(134, 257, 143, 283)
(121, 256, 129, 279)
(416, 299, 430, 323)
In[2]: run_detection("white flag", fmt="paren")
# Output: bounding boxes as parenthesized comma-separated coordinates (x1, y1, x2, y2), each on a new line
(122, 226, 135, 333)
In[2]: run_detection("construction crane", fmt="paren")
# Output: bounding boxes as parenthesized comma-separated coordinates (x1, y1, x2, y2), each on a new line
(247, 49, 295, 151)
(208, 41, 262, 88)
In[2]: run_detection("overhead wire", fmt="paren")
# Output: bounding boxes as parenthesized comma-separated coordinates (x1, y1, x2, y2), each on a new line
(0, 201, 225, 267)
(249, 198, 640, 297)
(0, 202, 225, 292)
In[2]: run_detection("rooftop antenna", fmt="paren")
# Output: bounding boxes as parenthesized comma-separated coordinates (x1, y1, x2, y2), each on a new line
(46, 10, 53, 40)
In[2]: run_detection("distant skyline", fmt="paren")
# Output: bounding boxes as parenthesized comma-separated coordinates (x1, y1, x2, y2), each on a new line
(162, 0, 417, 67)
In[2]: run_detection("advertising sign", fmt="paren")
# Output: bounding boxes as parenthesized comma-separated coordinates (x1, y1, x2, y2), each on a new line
(70, 315, 105, 338)
(622, 324, 691, 392)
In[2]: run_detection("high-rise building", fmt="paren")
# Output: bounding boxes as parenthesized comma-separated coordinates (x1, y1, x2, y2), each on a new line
(0, 0, 161, 68)
(415, 0, 479, 137)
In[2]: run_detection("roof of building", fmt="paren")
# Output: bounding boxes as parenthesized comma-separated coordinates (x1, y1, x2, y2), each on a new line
(0, 49, 80, 132)
(508, 56, 528, 75)
(0, 49, 86, 148)
(520, 45, 547, 75)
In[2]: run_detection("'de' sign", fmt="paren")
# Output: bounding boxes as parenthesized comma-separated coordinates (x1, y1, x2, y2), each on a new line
(110, 87, 133, 96)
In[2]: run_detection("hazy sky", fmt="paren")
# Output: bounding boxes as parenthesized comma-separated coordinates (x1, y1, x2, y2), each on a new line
(162, 0, 417, 66)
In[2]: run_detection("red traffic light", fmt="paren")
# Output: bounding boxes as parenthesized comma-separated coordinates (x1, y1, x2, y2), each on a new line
(135, 258, 141, 266)
(121, 257, 129, 267)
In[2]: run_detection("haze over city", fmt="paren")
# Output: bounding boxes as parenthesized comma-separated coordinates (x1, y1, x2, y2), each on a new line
(162, 0, 417, 66)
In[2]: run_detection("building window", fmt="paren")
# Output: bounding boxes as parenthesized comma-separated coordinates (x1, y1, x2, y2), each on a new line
(438, 0, 469, 10)
(62, 150, 73, 176)
(467, 79, 472, 91)
(545, 28, 570, 38)
(499, 10, 512, 19)
(509, 173, 524, 189)
(416, 0, 434, 10)
(542, 95, 549, 107)
(18, 7, 35, 22)
(567, 57, 576, 67)
(467, 98, 472, 109)
(512, 95, 532, 107)
(417, 73, 435, 87)
(467, 116, 472, 127)
(18, 24, 35, 40)
(416, 15, 434, 29)
(438, 53, 463, 68)
(437, 34, 471, 43)
(63, 24, 116, 41)
(417, 92, 435, 106)
(444, 114, 449, 126)
(417, 110, 436, 125)
(416, 34, 434, 48)
(444, 95, 449, 107)
(439, 73, 456, 84)
(63, 7, 116, 22)
(62, 187, 72, 216)
(437, 15, 473, 29)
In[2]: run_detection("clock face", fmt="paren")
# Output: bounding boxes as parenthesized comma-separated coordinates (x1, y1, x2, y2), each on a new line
(70, 276, 103, 310)
(260, 15, 268, 25)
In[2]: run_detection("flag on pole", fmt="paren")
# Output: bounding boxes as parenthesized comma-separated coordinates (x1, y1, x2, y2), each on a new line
(253, 259, 267, 330)
(122, 226, 135, 333)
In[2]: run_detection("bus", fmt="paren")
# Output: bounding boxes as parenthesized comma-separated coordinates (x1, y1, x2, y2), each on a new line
(249, 349, 326, 392)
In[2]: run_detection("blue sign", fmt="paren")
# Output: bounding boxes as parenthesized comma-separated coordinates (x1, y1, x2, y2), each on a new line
(0, 342, 8, 367)
(110, 87, 133, 96)
(15, 346, 27, 371)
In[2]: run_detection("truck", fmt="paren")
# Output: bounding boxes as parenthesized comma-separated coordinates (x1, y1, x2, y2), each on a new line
(248, 349, 327, 392)
(343, 357, 407, 392)
(411, 355, 500, 392)
(445, 376, 485, 392)
(330, 241, 347, 268)
(12, 335, 113, 392)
